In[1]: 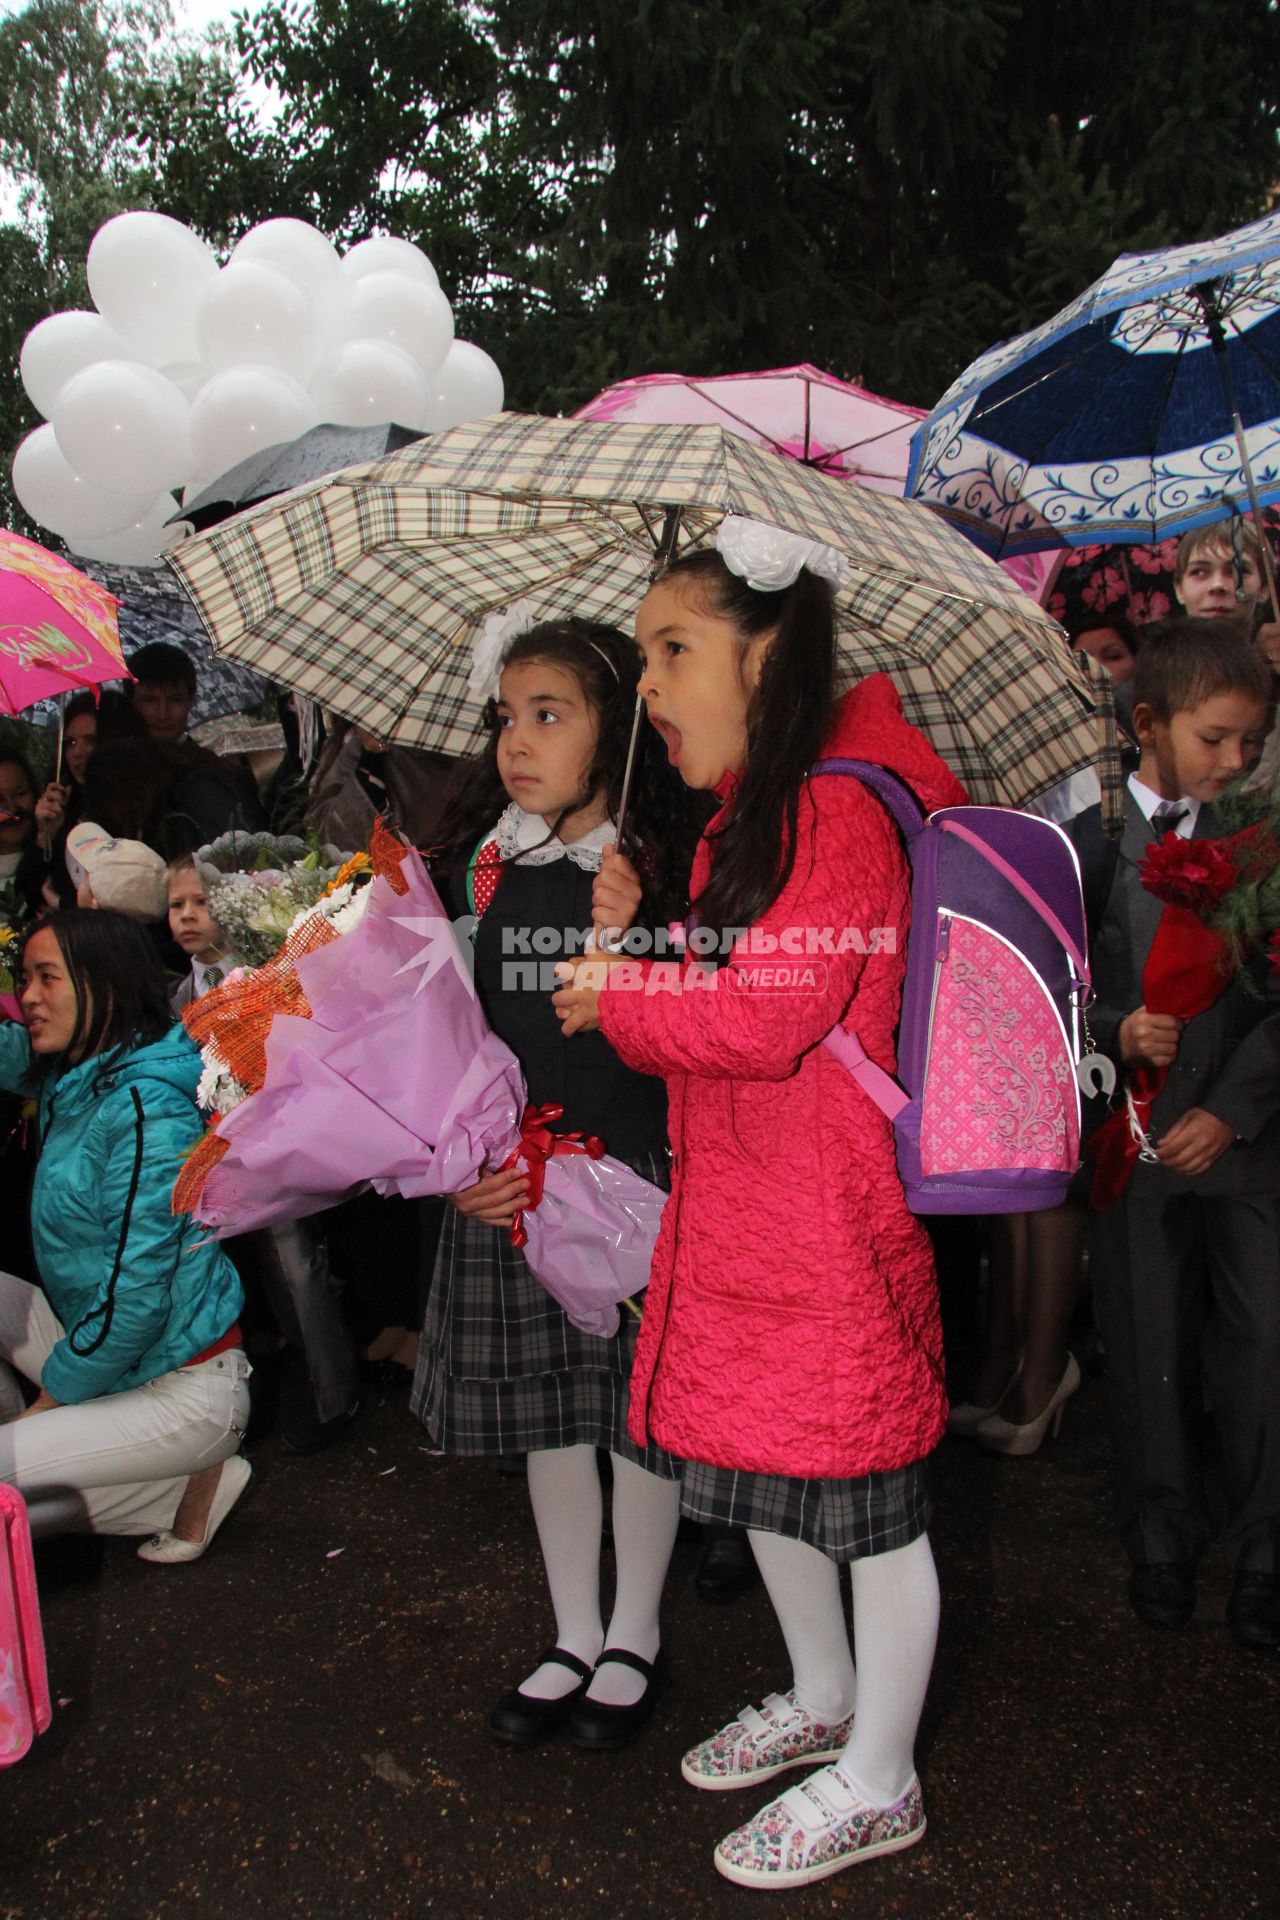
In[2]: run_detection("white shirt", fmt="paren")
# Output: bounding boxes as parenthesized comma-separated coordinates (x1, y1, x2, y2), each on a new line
(192, 952, 241, 997)
(1127, 772, 1199, 838)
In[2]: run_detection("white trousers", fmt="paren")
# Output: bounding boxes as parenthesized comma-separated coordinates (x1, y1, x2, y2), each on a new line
(0, 1271, 251, 1540)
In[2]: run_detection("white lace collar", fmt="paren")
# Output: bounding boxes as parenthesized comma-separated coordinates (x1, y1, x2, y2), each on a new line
(492, 802, 614, 872)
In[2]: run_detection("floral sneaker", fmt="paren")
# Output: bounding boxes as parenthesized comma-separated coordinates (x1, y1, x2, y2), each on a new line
(680, 1690, 855, 1792)
(714, 1766, 926, 1889)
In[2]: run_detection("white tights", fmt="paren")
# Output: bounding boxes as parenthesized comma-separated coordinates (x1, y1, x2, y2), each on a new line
(522, 1444, 682, 1708)
(747, 1527, 940, 1807)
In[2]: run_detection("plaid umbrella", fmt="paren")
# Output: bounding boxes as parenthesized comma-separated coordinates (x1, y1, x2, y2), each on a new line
(167, 411, 1120, 823)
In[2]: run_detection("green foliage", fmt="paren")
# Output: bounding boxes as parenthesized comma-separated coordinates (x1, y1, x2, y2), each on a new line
(0, 0, 1277, 536)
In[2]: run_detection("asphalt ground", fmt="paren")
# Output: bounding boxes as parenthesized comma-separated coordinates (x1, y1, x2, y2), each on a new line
(5, 1358, 1278, 1920)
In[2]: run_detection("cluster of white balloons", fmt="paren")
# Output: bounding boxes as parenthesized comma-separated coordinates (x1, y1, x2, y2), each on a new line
(13, 212, 505, 566)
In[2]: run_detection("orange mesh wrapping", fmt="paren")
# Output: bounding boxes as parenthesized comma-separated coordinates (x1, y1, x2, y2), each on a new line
(173, 1125, 231, 1217)
(370, 816, 411, 894)
(183, 914, 338, 1093)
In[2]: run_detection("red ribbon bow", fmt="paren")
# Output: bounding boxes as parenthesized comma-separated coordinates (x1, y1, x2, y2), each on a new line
(503, 1101, 605, 1248)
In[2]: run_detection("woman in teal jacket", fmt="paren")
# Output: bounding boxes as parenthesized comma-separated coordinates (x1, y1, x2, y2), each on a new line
(0, 909, 251, 1561)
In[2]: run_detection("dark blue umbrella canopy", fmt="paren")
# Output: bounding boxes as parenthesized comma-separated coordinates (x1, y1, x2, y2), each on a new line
(174, 422, 427, 532)
(907, 208, 1280, 557)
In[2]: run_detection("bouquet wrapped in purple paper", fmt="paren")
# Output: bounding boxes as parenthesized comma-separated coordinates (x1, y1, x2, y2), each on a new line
(172, 833, 664, 1337)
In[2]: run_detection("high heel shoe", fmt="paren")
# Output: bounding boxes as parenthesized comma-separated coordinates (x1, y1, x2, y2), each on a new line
(137, 1455, 252, 1563)
(946, 1359, 1023, 1438)
(976, 1353, 1081, 1456)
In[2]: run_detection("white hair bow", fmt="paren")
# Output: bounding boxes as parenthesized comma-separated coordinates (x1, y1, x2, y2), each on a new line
(468, 599, 537, 702)
(714, 515, 852, 593)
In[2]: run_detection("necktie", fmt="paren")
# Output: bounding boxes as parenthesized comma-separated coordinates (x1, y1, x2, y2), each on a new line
(203, 966, 224, 990)
(1152, 803, 1189, 834)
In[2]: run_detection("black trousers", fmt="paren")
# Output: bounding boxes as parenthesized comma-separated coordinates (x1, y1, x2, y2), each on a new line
(1088, 1189, 1280, 1574)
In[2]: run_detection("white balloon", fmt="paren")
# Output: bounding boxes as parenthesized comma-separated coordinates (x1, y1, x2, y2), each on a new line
(157, 360, 209, 402)
(52, 361, 196, 494)
(424, 341, 505, 432)
(20, 311, 147, 420)
(86, 212, 218, 363)
(347, 271, 453, 376)
(66, 493, 185, 568)
(342, 236, 439, 290)
(190, 365, 319, 478)
(309, 341, 431, 428)
(12, 424, 155, 540)
(230, 219, 345, 308)
(315, 285, 355, 356)
(196, 260, 319, 375)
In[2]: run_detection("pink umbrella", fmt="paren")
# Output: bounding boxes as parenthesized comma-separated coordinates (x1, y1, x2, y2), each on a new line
(0, 529, 128, 715)
(576, 363, 925, 495)
(576, 366, 1064, 605)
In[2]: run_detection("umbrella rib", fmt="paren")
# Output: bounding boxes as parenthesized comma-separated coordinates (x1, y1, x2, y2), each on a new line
(1140, 324, 1195, 533)
(671, 375, 866, 468)
(682, 387, 797, 461)
(378, 526, 646, 739)
(1230, 324, 1280, 423)
(976, 311, 1190, 554)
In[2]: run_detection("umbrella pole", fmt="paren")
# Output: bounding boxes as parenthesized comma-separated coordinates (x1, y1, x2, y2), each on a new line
(1202, 287, 1280, 622)
(595, 506, 682, 951)
(614, 504, 682, 842)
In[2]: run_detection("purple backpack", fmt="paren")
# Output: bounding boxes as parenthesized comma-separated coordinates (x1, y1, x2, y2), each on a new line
(813, 758, 1089, 1214)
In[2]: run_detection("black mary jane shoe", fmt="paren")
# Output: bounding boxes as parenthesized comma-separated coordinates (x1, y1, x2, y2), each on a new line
(488, 1648, 594, 1745)
(567, 1648, 668, 1752)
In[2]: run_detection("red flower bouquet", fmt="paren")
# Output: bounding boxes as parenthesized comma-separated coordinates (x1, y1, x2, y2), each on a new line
(1090, 815, 1280, 1207)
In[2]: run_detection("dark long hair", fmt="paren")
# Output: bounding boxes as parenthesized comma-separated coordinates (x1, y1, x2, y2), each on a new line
(432, 618, 706, 923)
(19, 909, 174, 1079)
(659, 551, 836, 936)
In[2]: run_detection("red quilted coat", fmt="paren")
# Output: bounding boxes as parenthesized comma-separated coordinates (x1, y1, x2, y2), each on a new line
(601, 675, 968, 1479)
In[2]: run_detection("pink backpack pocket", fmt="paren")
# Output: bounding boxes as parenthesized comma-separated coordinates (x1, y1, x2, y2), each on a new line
(0, 1485, 51, 1766)
(919, 912, 1079, 1179)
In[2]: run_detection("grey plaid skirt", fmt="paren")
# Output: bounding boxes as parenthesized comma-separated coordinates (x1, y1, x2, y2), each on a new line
(677, 1457, 930, 1563)
(411, 1154, 676, 1477)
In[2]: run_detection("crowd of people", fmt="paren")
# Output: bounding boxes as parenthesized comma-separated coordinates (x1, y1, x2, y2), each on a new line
(1, 514, 1278, 1890)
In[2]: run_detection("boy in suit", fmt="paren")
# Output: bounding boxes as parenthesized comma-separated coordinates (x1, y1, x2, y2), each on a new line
(166, 856, 240, 1011)
(1071, 620, 1280, 1650)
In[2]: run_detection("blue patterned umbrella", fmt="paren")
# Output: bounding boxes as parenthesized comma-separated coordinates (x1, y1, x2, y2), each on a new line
(906, 207, 1280, 591)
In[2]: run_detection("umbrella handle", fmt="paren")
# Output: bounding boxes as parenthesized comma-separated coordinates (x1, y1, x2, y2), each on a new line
(1201, 286, 1280, 623)
(594, 692, 646, 955)
(592, 500, 680, 949)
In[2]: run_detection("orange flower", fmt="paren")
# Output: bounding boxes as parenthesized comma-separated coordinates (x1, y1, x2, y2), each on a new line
(323, 851, 372, 896)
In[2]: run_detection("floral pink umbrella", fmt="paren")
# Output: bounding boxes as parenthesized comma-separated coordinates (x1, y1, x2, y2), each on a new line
(0, 529, 127, 715)
(576, 363, 925, 495)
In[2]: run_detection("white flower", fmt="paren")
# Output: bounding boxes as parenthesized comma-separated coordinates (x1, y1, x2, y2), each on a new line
(468, 598, 537, 702)
(196, 1041, 247, 1118)
(714, 515, 853, 593)
(327, 885, 373, 936)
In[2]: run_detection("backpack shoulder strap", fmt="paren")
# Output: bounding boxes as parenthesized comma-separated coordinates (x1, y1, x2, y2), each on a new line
(808, 756, 918, 1124)
(809, 756, 926, 845)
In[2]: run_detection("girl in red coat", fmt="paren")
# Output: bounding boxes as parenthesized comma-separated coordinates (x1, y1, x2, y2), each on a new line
(554, 519, 966, 1890)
